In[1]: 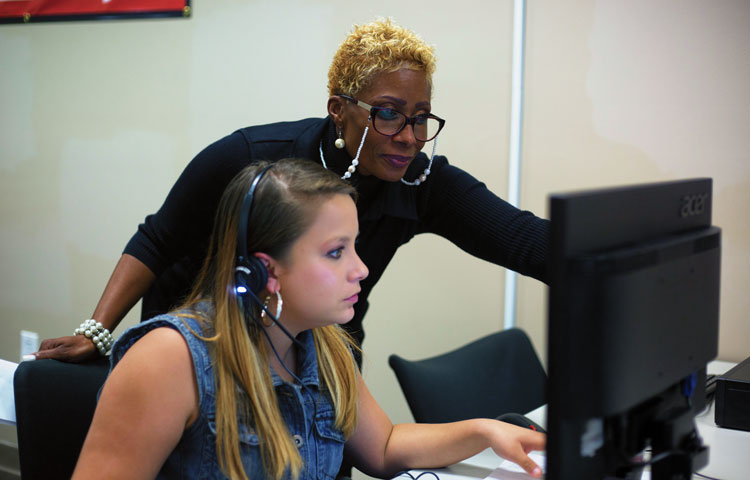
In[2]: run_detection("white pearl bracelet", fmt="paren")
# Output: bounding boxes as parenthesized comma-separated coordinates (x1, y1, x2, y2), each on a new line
(74, 319, 114, 356)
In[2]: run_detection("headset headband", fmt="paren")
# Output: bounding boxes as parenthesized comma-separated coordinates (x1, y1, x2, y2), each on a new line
(237, 164, 275, 265)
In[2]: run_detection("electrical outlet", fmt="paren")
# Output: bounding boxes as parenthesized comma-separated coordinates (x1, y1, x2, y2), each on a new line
(20, 330, 39, 361)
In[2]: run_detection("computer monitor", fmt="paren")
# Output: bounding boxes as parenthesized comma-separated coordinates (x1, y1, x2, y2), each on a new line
(546, 178, 721, 479)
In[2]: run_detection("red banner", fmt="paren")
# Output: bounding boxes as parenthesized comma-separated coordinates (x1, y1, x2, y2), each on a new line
(0, 0, 190, 23)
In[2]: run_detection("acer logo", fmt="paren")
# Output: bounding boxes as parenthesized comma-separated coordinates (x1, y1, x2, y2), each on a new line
(681, 193, 708, 218)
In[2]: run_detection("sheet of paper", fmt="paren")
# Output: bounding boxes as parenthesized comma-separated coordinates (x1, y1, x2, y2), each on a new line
(0, 358, 18, 425)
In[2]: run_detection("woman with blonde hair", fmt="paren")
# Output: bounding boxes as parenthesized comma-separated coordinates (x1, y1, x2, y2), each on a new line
(72, 159, 544, 479)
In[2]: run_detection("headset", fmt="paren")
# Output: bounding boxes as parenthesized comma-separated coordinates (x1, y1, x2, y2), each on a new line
(233, 164, 306, 352)
(234, 164, 273, 298)
(232, 164, 319, 457)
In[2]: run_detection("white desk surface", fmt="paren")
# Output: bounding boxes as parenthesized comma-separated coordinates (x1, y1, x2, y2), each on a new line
(692, 360, 750, 480)
(0, 358, 17, 425)
(399, 360, 750, 480)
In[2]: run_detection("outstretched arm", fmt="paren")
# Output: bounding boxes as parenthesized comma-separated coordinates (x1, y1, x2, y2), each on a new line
(35, 254, 155, 362)
(72, 327, 198, 479)
(345, 376, 545, 478)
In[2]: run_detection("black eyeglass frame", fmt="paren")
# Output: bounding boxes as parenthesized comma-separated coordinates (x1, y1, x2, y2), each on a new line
(337, 94, 446, 142)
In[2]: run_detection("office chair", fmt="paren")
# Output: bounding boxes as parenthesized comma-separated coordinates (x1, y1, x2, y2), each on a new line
(13, 357, 110, 479)
(388, 328, 546, 424)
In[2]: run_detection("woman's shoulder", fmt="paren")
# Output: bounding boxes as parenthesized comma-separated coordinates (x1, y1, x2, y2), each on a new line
(101, 325, 200, 440)
(127, 326, 189, 360)
(106, 326, 194, 401)
(236, 117, 326, 145)
(111, 310, 210, 367)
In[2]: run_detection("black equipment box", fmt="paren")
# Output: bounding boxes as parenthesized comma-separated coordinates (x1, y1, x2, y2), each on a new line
(715, 356, 750, 431)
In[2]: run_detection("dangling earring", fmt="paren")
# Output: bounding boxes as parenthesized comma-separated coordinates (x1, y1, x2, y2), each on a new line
(335, 128, 346, 149)
(273, 290, 283, 319)
(259, 291, 283, 327)
(319, 120, 370, 180)
(260, 295, 274, 327)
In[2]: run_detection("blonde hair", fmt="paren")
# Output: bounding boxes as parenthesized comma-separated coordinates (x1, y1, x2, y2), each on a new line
(178, 159, 359, 480)
(327, 18, 437, 97)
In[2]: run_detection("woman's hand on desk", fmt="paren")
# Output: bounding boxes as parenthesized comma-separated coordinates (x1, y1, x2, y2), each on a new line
(490, 420, 546, 478)
(347, 377, 546, 479)
(33, 335, 99, 362)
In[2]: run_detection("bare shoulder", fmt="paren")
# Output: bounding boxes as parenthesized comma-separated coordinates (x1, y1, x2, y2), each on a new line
(109, 326, 195, 394)
(136, 325, 190, 349)
(103, 325, 198, 422)
(119, 326, 191, 365)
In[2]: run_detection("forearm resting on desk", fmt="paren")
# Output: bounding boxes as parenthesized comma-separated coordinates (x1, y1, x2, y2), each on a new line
(384, 420, 545, 477)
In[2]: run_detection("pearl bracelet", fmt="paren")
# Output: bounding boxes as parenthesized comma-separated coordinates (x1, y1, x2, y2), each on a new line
(74, 319, 114, 356)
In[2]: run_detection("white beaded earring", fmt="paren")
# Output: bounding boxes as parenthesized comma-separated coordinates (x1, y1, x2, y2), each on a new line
(335, 128, 346, 149)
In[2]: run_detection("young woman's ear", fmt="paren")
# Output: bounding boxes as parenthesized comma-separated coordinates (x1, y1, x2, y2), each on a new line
(253, 252, 280, 293)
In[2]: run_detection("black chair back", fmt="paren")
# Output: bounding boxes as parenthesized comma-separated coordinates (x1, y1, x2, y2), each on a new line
(13, 358, 109, 479)
(388, 328, 546, 423)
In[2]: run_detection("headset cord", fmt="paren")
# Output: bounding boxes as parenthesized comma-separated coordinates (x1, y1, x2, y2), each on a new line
(241, 291, 322, 474)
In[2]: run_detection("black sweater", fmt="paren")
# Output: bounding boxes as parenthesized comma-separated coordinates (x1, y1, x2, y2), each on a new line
(125, 117, 549, 345)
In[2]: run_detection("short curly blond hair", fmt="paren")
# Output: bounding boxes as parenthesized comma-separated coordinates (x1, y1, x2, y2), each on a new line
(327, 18, 437, 97)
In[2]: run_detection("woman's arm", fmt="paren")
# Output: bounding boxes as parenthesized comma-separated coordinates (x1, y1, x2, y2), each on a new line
(72, 327, 198, 479)
(419, 160, 550, 283)
(90, 253, 157, 329)
(34, 254, 156, 362)
(345, 376, 545, 478)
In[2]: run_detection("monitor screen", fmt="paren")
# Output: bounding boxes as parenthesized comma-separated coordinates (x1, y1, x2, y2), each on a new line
(546, 178, 721, 479)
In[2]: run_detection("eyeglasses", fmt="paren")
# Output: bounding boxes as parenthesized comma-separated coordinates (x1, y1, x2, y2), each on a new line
(338, 94, 446, 142)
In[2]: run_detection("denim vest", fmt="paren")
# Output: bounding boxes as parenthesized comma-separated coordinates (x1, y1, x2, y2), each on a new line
(110, 308, 346, 479)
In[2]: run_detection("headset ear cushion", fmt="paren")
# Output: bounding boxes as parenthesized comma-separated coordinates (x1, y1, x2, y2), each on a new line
(243, 256, 268, 295)
(235, 265, 251, 295)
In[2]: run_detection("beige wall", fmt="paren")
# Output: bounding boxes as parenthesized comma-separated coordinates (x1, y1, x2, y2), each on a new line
(516, 0, 750, 366)
(1, 0, 747, 475)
